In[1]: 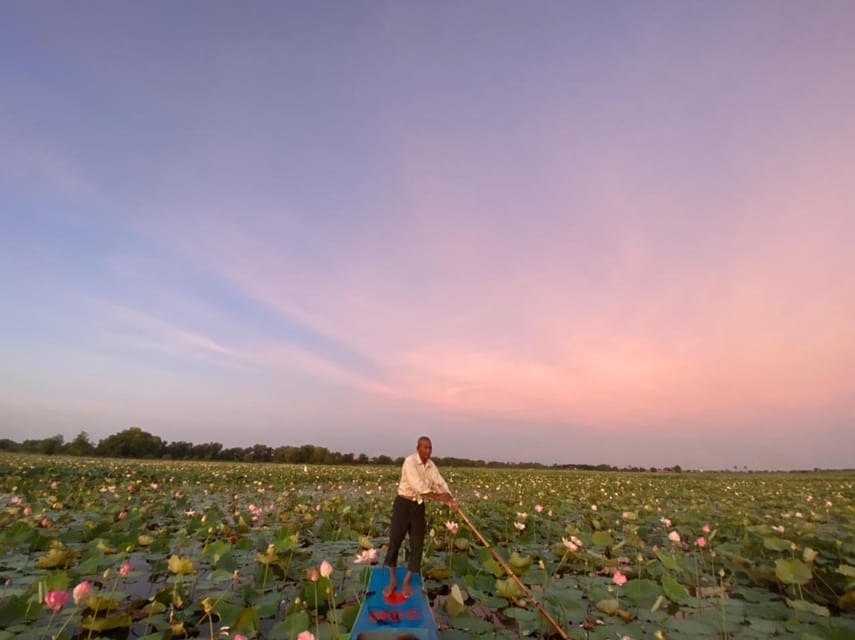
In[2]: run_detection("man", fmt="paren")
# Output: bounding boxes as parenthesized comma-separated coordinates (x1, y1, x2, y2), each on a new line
(383, 436, 459, 598)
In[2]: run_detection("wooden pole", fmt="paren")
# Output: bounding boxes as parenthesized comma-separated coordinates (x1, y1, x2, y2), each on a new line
(456, 508, 569, 639)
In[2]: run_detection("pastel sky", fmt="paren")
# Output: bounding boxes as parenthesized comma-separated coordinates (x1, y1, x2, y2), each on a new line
(2, 2, 853, 470)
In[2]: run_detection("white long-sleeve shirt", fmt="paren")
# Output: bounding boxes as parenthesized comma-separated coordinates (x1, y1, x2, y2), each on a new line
(397, 452, 451, 503)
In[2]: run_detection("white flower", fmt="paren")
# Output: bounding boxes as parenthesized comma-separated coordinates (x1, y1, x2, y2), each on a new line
(513, 521, 525, 531)
(668, 530, 681, 543)
(445, 521, 459, 534)
(562, 537, 578, 552)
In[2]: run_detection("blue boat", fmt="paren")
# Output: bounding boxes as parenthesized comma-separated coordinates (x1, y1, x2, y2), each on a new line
(350, 567, 439, 640)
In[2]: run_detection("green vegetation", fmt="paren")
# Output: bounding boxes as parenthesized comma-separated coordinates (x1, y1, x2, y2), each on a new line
(1, 454, 853, 639)
(0, 427, 691, 471)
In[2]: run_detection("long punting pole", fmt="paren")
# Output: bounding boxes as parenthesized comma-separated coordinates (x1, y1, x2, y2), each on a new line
(456, 508, 569, 640)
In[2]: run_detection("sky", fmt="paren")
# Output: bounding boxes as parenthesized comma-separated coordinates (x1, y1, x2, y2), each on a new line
(1, 2, 854, 470)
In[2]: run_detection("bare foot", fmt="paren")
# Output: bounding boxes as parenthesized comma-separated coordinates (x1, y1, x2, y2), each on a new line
(402, 582, 412, 598)
(383, 580, 396, 598)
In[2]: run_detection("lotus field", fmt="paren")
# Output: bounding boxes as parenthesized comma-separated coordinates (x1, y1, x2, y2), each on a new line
(1, 454, 853, 639)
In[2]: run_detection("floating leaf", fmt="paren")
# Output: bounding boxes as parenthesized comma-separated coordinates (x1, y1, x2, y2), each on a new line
(622, 578, 661, 605)
(449, 614, 494, 633)
(168, 555, 196, 575)
(591, 531, 612, 546)
(785, 598, 830, 617)
(763, 536, 792, 552)
(203, 540, 231, 564)
(595, 598, 619, 615)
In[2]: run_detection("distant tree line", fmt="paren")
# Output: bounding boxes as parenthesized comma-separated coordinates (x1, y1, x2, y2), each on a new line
(0, 427, 683, 471)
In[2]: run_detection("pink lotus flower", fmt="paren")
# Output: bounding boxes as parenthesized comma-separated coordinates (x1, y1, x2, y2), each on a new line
(45, 590, 68, 611)
(513, 521, 525, 531)
(668, 531, 681, 543)
(354, 548, 379, 564)
(119, 562, 132, 576)
(309, 568, 319, 582)
(233, 635, 247, 640)
(23, 505, 32, 517)
(296, 632, 315, 640)
(117, 511, 127, 520)
(516, 512, 528, 519)
(702, 524, 711, 533)
(696, 536, 706, 548)
(534, 504, 543, 513)
(591, 505, 597, 511)
(445, 521, 459, 534)
(613, 570, 627, 586)
(562, 537, 579, 553)
(73, 581, 92, 605)
(319, 560, 333, 578)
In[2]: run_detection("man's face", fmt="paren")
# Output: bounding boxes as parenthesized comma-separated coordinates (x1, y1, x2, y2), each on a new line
(417, 438, 432, 464)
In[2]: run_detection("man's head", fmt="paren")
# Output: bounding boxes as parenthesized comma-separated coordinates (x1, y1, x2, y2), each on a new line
(416, 436, 432, 464)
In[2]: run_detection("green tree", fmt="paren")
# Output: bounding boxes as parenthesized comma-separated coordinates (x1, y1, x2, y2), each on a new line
(65, 431, 95, 456)
(96, 427, 165, 459)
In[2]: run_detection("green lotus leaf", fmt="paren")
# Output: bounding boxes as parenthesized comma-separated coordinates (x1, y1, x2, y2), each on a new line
(785, 598, 830, 617)
(509, 551, 532, 574)
(662, 573, 689, 603)
(655, 549, 681, 572)
(775, 558, 812, 585)
(233, 606, 260, 633)
(445, 584, 467, 618)
(203, 540, 231, 563)
(449, 614, 494, 633)
(483, 557, 504, 577)
(837, 564, 855, 577)
(763, 536, 792, 552)
(36, 546, 74, 569)
(595, 598, 619, 615)
(168, 555, 197, 575)
(591, 531, 612, 546)
(496, 577, 524, 599)
(85, 595, 119, 612)
(622, 578, 661, 605)
(80, 614, 132, 631)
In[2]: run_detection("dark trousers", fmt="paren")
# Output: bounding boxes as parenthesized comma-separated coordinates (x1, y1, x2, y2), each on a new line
(383, 495, 426, 573)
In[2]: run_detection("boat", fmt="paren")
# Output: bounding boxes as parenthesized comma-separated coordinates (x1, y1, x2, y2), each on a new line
(349, 566, 439, 640)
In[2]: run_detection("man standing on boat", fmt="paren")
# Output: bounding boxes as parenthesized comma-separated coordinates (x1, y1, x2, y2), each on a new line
(383, 435, 459, 598)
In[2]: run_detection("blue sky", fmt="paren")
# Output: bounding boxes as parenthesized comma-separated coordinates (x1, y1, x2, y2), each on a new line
(2, 2, 854, 469)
